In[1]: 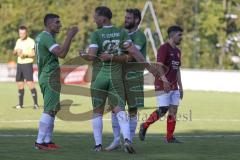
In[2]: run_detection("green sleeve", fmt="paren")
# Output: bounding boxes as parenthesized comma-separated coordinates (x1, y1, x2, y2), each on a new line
(89, 31, 99, 47)
(134, 33, 146, 50)
(43, 34, 58, 52)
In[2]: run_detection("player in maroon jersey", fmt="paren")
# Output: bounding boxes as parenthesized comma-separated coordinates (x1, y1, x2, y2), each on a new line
(139, 25, 184, 143)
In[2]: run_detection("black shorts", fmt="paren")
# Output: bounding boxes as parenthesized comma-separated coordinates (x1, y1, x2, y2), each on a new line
(16, 63, 34, 82)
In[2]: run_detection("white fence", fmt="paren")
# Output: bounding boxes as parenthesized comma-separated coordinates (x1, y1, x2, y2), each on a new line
(181, 69, 240, 93)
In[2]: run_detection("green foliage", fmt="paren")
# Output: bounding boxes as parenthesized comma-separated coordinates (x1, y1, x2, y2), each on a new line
(0, 0, 239, 69)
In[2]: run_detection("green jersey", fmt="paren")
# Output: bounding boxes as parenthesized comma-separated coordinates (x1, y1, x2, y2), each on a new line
(124, 29, 147, 78)
(35, 31, 60, 82)
(129, 29, 146, 59)
(89, 26, 131, 75)
(123, 29, 147, 108)
(89, 26, 130, 108)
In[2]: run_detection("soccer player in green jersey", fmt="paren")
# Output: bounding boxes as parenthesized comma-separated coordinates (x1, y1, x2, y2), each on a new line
(80, 6, 143, 153)
(34, 13, 78, 150)
(104, 8, 147, 151)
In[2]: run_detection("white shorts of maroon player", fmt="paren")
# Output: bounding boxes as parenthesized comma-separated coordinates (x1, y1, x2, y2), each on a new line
(156, 90, 181, 107)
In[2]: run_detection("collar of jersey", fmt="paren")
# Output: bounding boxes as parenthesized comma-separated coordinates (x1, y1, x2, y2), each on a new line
(128, 29, 139, 35)
(20, 37, 29, 41)
(103, 25, 113, 28)
(43, 31, 53, 37)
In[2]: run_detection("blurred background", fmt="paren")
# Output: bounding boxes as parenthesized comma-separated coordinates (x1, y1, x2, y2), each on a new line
(1, 0, 240, 92)
(0, 0, 239, 69)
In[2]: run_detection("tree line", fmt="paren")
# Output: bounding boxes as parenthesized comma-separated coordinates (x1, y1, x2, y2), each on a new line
(0, 0, 239, 69)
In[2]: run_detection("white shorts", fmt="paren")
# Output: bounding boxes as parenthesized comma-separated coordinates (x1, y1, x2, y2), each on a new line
(156, 90, 181, 107)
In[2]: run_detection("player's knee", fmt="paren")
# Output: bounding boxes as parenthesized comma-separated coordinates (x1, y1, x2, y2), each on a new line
(157, 107, 168, 117)
(17, 82, 24, 89)
(93, 106, 104, 115)
(168, 106, 178, 115)
(93, 112, 103, 118)
(27, 81, 34, 89)
(44, 111, 56, 117)
(18, 86, 24, 90)
(112, 106, 125, 114)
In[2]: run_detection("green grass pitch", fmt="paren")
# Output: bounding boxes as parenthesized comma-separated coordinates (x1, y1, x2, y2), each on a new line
(0, 82, 240, 160)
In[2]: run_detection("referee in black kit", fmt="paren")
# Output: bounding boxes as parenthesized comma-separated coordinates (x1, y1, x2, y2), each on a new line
(13, 26, 39, 109)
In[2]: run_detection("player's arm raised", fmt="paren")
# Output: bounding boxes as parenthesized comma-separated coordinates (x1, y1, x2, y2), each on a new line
(51, 27, 79, 58)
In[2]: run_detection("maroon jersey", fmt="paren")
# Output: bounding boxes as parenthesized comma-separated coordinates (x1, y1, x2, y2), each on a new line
(155, 42, 181, 91)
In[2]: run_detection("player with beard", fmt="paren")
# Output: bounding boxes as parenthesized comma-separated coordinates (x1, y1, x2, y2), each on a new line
(80, 6, 158, 153)
(102, 8, 147, 151)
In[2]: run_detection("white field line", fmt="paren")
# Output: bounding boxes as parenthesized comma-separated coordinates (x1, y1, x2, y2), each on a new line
(0, 134, 240, 138)
(1, 118, 240, 123)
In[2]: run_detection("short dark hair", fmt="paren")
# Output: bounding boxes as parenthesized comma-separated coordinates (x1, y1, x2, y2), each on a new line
(167, 25, 183, 37)
(95, 6, 112, 19)
(126, 8, 142, 24)
(44, 13, 60, 26)
(18, 25, 27, 31)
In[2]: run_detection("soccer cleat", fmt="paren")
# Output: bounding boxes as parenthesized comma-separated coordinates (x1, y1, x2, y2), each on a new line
(33, 104, 39, 109)
(93, 144, 102, 152)
(16, 105, 23, 109)
(34, 142, 49, 150)
(164, 137, 183, 144)
(139, 123, 147, 141)
(105, 141, 121, 151)
(46, 142, 60, 149)
(124, 139, 136, 154)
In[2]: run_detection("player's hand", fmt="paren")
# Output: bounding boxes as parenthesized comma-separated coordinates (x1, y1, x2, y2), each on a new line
(179, 89, 183, 99)
(163, 81, 171, 93)
(100, 53, 113, 62)
(17, 49, 23, 57)
(67, 27, 79, 38)
(123, 41, 132, 49)
(17, 49, 22, 53)
(79, 50, 89, 59)
(21, 55, 28, 59)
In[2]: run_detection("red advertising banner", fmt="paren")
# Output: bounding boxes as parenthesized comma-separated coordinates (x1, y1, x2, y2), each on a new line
(33, 65, 88, 84)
